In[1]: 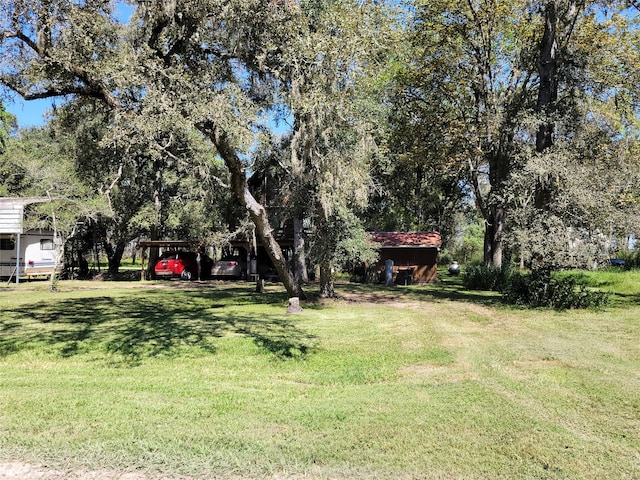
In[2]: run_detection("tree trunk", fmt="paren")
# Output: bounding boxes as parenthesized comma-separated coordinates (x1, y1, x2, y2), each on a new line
(476, 148, 510, 269)
(46, 206, 62, 291)
(534, 2, 558, 209)
(146, 165, 164, 280)
(535, 1, 583, 208)
(147, 224, 160, 280)
(49, 237, 64, 292)
(483, 206, 505, 268)
(200, 121, 302, 300)
(106, 240, 126, 276)
(319, 261, 335, 298)
(293, 217, 308, 286)
(536, 2, 558, 154)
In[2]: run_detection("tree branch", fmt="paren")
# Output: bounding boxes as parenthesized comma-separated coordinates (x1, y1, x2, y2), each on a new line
(2, 29, 39, 53)
(1, 30, 120, 110)
(99, 163, 124, 214)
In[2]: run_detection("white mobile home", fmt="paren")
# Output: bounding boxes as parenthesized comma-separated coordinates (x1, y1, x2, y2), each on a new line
(0, 230, 60, 279)
(0, 197, 59, 283)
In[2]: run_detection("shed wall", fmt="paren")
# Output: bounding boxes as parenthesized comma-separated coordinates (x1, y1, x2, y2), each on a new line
(375, 247, 438, 284)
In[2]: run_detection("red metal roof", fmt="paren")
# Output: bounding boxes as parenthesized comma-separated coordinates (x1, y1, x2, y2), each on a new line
(369, 231, 442, 248)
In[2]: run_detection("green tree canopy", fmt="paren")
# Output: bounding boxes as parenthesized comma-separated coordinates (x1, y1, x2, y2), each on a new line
(399, 0, 640, 268)
(0, 100, 16, 153)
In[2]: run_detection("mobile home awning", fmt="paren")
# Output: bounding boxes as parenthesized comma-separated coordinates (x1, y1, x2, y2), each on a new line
(0, 197, 51, 234)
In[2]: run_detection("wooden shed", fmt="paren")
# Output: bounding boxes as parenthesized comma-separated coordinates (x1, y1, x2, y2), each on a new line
(370, 231, 442, 285)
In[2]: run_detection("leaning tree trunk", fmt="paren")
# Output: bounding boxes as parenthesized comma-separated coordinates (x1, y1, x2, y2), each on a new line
(201, 122, 302, 300)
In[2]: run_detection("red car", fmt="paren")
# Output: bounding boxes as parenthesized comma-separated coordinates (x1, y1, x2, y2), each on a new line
(154, 251, 206, 280)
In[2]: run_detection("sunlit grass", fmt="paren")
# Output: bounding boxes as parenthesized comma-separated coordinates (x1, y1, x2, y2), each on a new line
(554, 268, 640, 307)
(0, 275, 639, 479)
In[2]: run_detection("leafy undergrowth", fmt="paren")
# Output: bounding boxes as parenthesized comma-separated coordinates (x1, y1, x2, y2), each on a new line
(0, 278, 638, 479)
(460, 265, 615, 309)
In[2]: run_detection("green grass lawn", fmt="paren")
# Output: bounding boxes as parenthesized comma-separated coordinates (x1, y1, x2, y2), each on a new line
(0, 273, 639, 479)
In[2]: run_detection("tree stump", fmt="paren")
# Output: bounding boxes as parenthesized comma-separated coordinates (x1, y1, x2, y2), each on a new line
(286, 297, 303, 314)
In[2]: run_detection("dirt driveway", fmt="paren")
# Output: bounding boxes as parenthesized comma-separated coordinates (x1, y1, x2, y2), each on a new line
(0, 462, 160, 480)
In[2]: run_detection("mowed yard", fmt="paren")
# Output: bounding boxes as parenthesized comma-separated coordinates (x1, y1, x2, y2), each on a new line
(0, 272, 638, 479)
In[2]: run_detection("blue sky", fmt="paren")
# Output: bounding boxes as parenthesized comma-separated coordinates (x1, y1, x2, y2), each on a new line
(6, 97, 55, 128)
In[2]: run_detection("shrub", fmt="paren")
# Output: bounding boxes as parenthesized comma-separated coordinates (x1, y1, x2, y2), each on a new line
(502, 269, 550, 307)
(502, 269, 609, 309)
(614, 250, 640, 270)
(462, 264, 512, 291)
(462, 265, 610, 309)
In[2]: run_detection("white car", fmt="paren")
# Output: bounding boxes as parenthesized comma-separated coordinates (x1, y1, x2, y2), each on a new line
(211, 249, 247, 279)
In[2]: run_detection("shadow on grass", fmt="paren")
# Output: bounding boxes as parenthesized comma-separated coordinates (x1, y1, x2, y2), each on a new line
(606, 292, 640, 308)
(332, 273, 502, 307)
(413, 280, 503, 305)
(0, 287, 316, 365)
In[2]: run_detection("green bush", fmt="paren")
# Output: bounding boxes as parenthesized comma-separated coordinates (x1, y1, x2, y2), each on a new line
(502, 269, 549, 307)
(461, 264, 511, 291)
(462, 266, 609, 309)
(614, 250, 640, 270)
(502, 269, 609, 309)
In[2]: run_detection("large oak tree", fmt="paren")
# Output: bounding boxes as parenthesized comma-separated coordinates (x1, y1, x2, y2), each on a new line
(0, 0, 376, 302)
